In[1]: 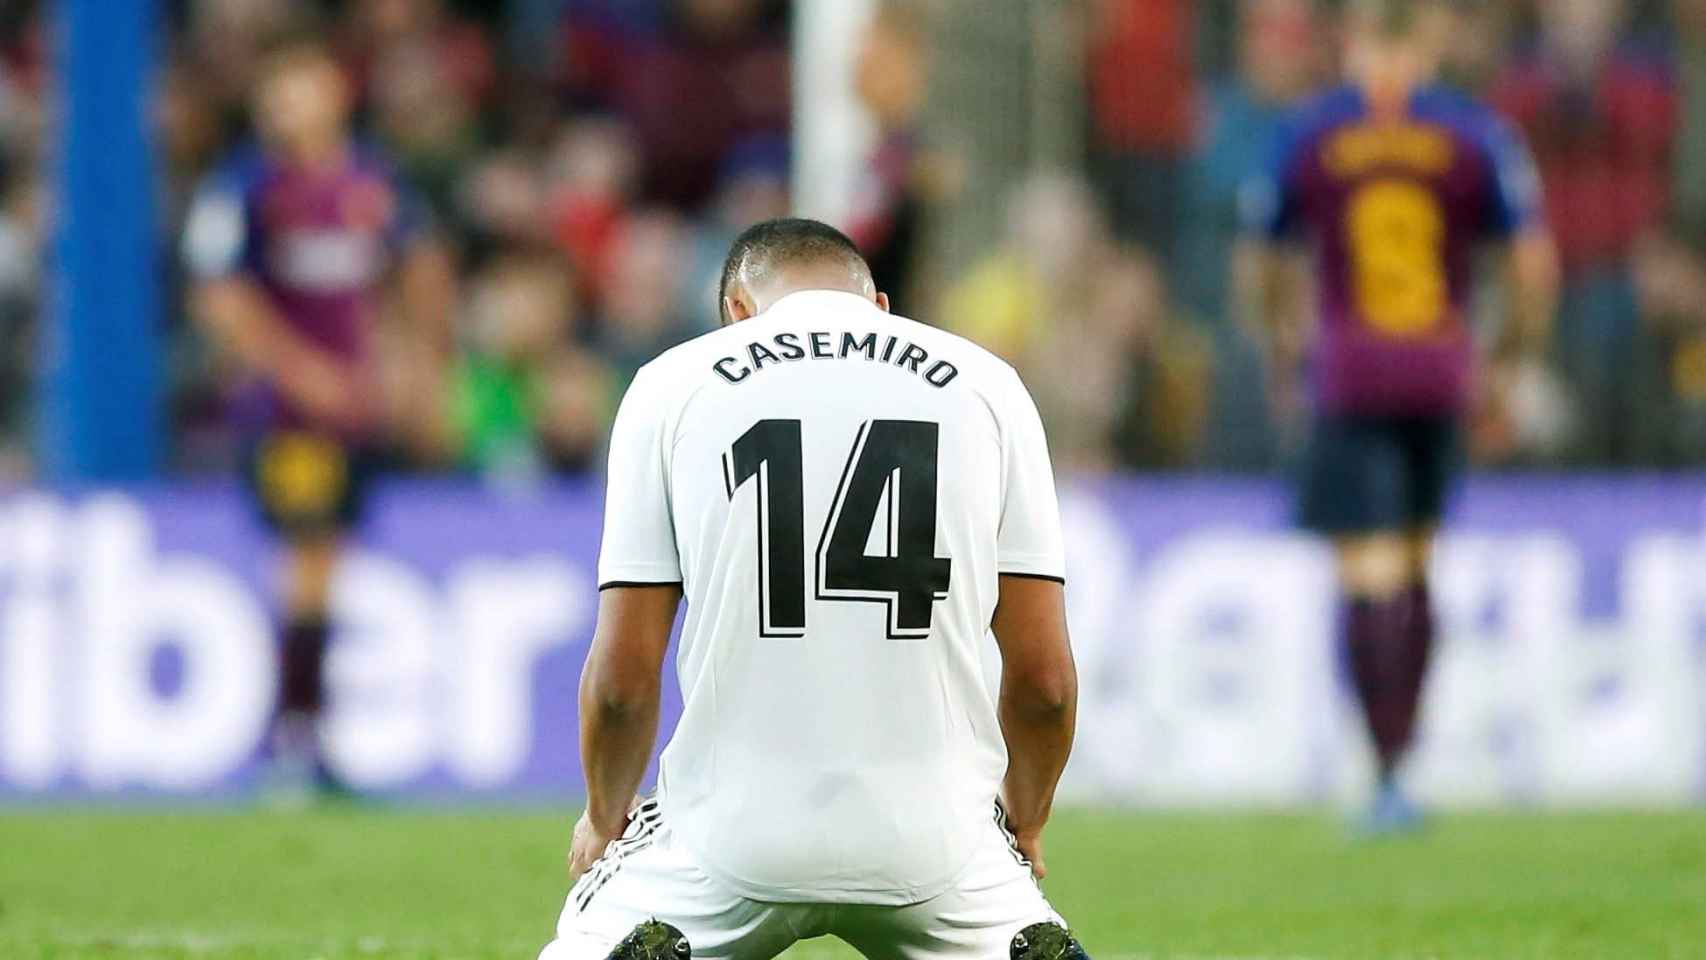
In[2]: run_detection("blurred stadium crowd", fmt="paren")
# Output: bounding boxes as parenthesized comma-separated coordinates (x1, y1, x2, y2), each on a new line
(0, 0, 1703, 483)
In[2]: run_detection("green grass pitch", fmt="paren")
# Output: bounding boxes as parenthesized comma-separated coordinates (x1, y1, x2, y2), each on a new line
(2, 808, 1702, 959)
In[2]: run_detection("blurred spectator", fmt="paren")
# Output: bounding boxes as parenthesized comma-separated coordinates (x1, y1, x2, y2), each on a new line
(157, 62, 227, 215)
(0, 157, 38, 482)
(341, 0, 496, 110)
(533, 345, 618, 474)
(1491, 0, 1678, 462)
(707, 137, 791, 234)
(0, 2, 43, 480)
(1186, 0, 1326, 321)
(1439, 0, 1521, 93)
(847, 0, 932, 306)
(0, 4, 44, 151)
(366, 29, 484, 215)
(546, 118, 643, 297)
(1028, 249, 1214, 471)
(1185, 0, 1327, 469)
(182, 0, 305, 129)
(559, 0, 790, 211)
(1104, 253, 1214, 469)
(594, 210, 699, 380)
(1630, 0, 1706, 462)
(0, 162, 36, 328)
(1085, 0, 1198, 264)
(558, 0, 668, 104)
(451, 251, 613, 482)
(1674, 0, 1706, 242)
(941, 172, 1106, 365)
(343, 0, 496, 213)
(458, 147, 553, 261)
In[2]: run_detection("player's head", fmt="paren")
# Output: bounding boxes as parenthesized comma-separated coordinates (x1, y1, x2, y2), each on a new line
(1540, 0, 1629, 65)
(1344, 0, 1452, 102)
(254, 39, 351, 160)
(717, 218, 888, 326)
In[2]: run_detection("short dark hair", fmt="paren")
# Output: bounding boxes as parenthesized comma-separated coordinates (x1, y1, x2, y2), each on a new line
(259, 34, 341, 84)
(1352, 0, 1439, 38)
(717, 218, 871, 324)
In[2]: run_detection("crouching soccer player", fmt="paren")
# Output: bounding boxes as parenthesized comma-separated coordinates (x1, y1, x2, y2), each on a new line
(1243, 0, 1558, 831)
(539, 219, 1088, 960)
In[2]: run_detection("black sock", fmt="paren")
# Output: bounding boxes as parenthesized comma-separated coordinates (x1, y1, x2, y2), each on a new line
(1390, 579, 1436, 767)
(279, 616, 330, 716)
(1342, 594, 1408, 779)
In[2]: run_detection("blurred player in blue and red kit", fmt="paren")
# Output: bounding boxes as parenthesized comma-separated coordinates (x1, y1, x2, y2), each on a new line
(184, 41, 454, 796)
(1244, 0, 1558, 831)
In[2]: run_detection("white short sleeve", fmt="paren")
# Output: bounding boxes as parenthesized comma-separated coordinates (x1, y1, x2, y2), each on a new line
(996, 367, 1065, 581)
(182, 182, 249, 280)
(597, 367, 682, 588)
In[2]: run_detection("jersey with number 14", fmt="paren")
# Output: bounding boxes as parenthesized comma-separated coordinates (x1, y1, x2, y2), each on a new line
(597, 290, 1065, 906)
(1248, 85, 1543, 415)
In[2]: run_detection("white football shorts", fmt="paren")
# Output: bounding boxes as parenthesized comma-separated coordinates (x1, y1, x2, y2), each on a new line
(538, 800, 1068, 960)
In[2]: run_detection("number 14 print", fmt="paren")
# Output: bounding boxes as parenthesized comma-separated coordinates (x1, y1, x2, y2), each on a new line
(723, 419, 953, 639)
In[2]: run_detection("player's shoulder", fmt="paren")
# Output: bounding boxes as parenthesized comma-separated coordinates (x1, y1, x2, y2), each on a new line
(200, 143, 272, 197)
(639, 324, 721, 370)
(1293, 85, 1364, 122)
(183, 146, 270, 276)
(1419, 86, 1542, 176)
(874, 312, 1040, 425)
(619, 320, 764, 416)
(1267, 85, 1365, 171)
(622, 330, 718, 403)
(1283, 86, 1366, 141)
(1411, 85, 1505, 132)
(893, 311, 1026, 389)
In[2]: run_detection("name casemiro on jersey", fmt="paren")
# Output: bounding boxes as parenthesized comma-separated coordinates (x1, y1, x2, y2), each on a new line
(712, 329, 961, 388)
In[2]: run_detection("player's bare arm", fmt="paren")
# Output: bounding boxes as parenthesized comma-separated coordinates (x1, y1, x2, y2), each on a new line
(393, 236, 461, 462)
(1236, 241, 1312, 420)
(992, 574, 1077, 879)
(1501, 226, 1560, 356)
(191, 277, 366, 427)
(398, 237, 458, 360)
(571, 583, 682, 884)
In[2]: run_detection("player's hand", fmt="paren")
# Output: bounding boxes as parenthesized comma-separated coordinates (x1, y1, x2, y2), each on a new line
(1014, 828, 1047, 880)
(284, 352, 369, 430)
(567, 796, 645, 886)
(567, 810, 623, 887)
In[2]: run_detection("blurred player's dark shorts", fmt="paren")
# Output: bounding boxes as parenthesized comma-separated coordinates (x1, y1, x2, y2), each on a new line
(242, 431, 374, 538)
(1297, 414, 1464, 534)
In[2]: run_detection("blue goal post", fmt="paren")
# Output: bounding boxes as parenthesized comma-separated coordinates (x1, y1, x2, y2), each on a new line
(39, 0, 164, 483)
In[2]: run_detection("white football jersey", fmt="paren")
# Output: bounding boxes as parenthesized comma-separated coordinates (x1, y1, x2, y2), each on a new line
(597, 289, 1065, 906)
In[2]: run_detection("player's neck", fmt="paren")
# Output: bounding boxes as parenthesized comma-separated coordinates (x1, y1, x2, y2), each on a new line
(1364, 81, 1412, 117)
(751, 278, 876, 316)
(282, 135, 350, 174)
(1356, 68, 1430, 118)
(1349, 43, 1438, 119)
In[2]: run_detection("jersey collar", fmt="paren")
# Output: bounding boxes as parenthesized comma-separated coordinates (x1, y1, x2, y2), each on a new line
(760, 288, 882, 320)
